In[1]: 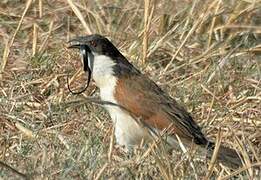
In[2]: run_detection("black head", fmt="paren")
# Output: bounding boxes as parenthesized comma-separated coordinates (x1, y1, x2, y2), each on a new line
(68, 34, 140, 76)
(68, 34, 121, 58)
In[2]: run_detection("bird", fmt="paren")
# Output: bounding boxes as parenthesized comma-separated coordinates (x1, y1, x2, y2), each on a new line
(68, 34, 242, 168)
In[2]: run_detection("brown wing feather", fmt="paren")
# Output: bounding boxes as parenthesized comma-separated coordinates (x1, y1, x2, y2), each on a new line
(114, 74, 208, 146)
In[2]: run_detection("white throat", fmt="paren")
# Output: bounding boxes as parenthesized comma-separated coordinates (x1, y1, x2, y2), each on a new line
(92, 54, 117, 89)
(92, 54, 118, 104)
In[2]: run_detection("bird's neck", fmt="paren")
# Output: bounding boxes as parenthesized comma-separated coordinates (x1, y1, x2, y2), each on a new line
(92, 55, 118, 89)
(92, 54, 139, 89)
(91, 55, 119, 104)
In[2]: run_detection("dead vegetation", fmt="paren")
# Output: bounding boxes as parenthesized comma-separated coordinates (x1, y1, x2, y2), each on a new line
(0, 0, 260, 179)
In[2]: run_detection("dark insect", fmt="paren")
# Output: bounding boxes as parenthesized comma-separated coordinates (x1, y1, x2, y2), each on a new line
(67, 45, 92, 95)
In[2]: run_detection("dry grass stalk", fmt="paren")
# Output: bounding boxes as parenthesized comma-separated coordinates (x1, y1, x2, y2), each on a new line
(66, 0, 92, 34)
(151, 148, 170, 180)
(205, 128, 222, 179)
(221, 162, 261, 180)
(163, 13, 204, 73)
(32, 23, 38, 56)
(175, 134, 198, 179)
(57, 133, 70, 150)
(38, 20, 53, 53)
(0, 161, 28, 179)
(142, 0, 149, 64)
(207, 43, 241, 84)
(38, 0, 42, 18)
(0, 0, 33, 80)
(108, 126, 115, 162)
(180, 0, 198, 40)
(15, 122, 37, 139)
(94, 163, 108, 180)
(207, 0, 222, 48)
(142, 0, 154, 64)
(0, 0, 260, 179)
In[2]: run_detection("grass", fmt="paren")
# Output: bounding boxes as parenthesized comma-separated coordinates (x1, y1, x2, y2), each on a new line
(0, 0, 260, 179)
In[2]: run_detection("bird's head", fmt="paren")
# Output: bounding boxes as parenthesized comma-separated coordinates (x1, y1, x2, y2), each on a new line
(68, 34, 139, 92)
(68, 34, 121, 57)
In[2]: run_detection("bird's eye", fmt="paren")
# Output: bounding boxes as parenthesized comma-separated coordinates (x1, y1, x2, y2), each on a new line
(90, 40, 96, 47)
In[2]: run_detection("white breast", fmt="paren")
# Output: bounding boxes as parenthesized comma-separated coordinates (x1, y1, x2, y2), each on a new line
(92, 55, 150, 148)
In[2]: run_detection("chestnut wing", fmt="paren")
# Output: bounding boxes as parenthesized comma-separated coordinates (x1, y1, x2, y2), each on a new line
(114, 74, 208, 145)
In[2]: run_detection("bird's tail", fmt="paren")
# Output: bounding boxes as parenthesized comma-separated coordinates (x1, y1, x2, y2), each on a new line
(206, 141, 243, 169)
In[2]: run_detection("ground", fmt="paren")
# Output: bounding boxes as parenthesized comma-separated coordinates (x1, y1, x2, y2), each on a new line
(0, 0, 260, 179)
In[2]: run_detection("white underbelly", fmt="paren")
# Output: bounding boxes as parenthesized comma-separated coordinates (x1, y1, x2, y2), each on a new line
(105, 105, 150, 148)
(99, 85, 149, 148)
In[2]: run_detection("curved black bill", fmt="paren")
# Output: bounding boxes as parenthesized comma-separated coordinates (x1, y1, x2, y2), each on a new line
(67, 45, 92, 95)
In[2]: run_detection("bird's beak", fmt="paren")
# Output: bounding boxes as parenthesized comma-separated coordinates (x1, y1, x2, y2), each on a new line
(67, 38, 93, 94)
(68, 39, 86, 49)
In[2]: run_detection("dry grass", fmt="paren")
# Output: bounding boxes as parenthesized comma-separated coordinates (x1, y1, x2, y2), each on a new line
(0, 0, 261, 179)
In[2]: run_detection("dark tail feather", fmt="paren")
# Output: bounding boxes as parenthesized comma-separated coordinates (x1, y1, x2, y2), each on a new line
(206, 142, 243, 169)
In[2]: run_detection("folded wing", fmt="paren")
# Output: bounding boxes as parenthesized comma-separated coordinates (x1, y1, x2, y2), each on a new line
(114, 74, 208, 146)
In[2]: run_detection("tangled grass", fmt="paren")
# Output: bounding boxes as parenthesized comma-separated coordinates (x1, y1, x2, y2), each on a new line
(0, 0, 260, 179)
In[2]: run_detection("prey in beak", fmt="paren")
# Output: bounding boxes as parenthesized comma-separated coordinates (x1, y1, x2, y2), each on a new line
(67, 39, 92, 94)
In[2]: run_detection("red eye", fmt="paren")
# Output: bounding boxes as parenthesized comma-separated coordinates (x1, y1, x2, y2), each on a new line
(90, 40, 96, 47)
